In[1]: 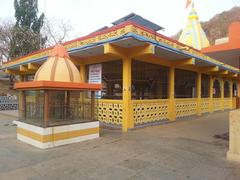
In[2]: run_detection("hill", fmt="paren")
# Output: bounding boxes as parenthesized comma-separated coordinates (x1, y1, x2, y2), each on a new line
(173, 6, 240, 45)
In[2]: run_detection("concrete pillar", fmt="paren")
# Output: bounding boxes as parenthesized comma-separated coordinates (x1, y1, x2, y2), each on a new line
(221, 79, 224, 111)
(197, 72, 202, 115)
(79, 64, 86, 83)
(168, 67, 176, 120)
(122, 56, 133, 132)
(209, 76, 214, 113)
(230, 80, 233, 109)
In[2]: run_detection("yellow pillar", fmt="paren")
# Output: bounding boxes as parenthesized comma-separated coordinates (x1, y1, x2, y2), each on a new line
(168, 67, 176, 120)
(209, 76, 214, 113)
(197, 72, 202, 115)
(79, 64, 86, 104)
(221, 79, 225, 111)
(122, 56, 133, 132)
(238, 80, 240, 97)
(79, 64, 86, 83)
(230, 80, 233, 109)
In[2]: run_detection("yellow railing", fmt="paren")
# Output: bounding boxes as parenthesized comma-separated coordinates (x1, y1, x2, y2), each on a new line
(96, 99, 123, 125)
(223, 98, 233, 110)
(213, 98, 222, 111)
(200, 98, 211, 113)
(232, 97, 237, 109)
(95, 97, 235, 127)
(175, 98, 197, 118)
(133, 99, 169, 125)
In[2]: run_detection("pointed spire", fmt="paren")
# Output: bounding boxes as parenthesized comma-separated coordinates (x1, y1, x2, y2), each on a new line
(179, 6, 209, 50)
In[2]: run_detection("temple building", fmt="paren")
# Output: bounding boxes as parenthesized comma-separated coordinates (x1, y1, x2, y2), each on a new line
(179, 6, 210, 50)
(1, 13, 239, 136)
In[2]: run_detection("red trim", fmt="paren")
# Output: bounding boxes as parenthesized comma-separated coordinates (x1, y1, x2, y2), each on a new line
(14, 81, 102, 91)
(5, 21, 199, 65)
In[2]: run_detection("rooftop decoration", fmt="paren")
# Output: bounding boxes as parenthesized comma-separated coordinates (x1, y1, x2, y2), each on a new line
(179, 5, 210, 50)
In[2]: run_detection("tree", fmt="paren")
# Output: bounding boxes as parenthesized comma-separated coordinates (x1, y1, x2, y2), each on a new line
(10, 0, 46, 59)
(0, 20, 14, 65)
(42, 18, 75, 46)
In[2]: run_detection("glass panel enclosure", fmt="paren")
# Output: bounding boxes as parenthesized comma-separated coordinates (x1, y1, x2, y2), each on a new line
(20, 90, 97, 127)
(24, 90, 44, 126)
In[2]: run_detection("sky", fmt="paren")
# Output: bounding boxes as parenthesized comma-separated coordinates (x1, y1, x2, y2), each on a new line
(0, 0, 239, 40)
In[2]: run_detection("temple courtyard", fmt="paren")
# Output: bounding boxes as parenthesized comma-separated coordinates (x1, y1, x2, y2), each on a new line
(0, 111, 240, 180)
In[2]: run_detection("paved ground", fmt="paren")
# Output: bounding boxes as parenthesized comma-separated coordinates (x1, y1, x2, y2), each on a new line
(0, 111, 240, 180)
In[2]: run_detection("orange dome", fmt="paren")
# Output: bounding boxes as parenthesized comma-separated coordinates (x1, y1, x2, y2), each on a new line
(34, 44, 80, 82)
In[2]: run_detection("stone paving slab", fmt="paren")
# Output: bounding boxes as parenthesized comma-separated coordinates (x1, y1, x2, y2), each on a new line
(0, 110, 18, 118)
(0, 111, 240, 180)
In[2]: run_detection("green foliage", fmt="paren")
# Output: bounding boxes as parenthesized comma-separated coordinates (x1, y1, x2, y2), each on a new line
(10, 0, 46, 58)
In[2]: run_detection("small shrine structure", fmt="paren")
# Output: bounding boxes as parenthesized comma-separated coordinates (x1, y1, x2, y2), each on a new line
(14, 44, 101, 149)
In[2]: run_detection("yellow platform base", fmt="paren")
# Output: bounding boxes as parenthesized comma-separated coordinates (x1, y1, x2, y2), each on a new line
(14, 121, 99, 149)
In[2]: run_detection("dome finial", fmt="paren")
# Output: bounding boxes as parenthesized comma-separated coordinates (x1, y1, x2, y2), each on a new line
(49, 44, 70, 59)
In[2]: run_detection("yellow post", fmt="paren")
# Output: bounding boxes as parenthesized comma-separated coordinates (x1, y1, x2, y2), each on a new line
(79, 64, 86, 83)
(168, 67, 176, 120)
(79, 64, 86, 104)
(238, 80, 240, 97)
(197, 72, 202, 115)
(209, 76, 214, 113)
(122, 56, 133, 132)
(221, 79, 224, 111)
(230, 80, 233, 109)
